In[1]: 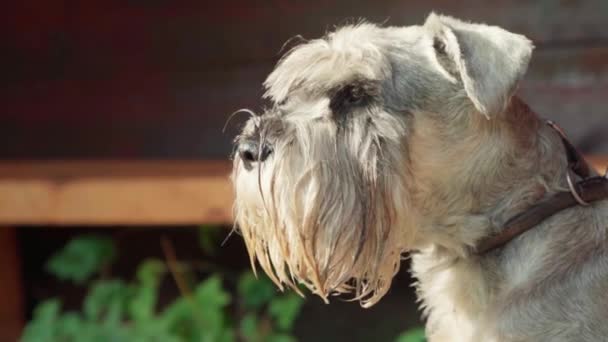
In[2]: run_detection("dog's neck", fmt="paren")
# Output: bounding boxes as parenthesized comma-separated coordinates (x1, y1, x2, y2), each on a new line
(475, 133, 608, 254)
(409, 97, 608, 340)
(408, 96, 563, 255)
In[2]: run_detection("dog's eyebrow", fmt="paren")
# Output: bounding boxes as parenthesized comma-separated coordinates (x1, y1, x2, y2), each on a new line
(329, 79, 379, 117)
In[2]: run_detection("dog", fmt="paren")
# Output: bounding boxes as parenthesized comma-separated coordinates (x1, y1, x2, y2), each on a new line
(230, 13, 608, 341)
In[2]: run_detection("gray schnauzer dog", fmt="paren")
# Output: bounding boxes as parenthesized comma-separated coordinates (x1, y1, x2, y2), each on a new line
(231, 13, 608, 341)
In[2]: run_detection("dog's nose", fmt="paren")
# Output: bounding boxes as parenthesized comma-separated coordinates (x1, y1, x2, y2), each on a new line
(238, 140, 272, 163)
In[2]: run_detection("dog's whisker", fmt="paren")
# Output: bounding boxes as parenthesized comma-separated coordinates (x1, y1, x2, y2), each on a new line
(220, 222, 237, 247)
(278, 34, 307, 56)
(223, 108, 257, 133)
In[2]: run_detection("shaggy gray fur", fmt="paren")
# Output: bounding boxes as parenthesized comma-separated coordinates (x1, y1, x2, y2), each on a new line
(231, 13, 608, 341)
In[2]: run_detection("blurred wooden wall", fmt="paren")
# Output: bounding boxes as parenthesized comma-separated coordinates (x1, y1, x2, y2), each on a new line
(1, 0, 607, 159)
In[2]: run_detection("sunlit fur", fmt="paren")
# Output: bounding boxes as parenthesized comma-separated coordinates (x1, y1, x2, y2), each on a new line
(231, 13, 608, 341)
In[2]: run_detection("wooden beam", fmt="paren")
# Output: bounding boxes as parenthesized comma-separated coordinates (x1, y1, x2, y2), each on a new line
(0, 161, 233, 226)
(0, 158, 605, 226)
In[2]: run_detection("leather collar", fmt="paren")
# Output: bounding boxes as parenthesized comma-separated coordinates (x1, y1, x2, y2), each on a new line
(475, 121, 608, 255)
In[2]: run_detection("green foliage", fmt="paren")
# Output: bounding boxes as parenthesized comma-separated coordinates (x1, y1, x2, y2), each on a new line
(26, 231, 421, 342)
(395, 327, 426, 342)
(268, 294, 304, 331)
(45, 235, 116, 284)
(23, 233, 305, 342)
(21, 299, 61, 341)
(266, 333, 297, 342)
(237, 272, 276, 310)
(239, 313, 259, 341)
(129, 259, 165, 322)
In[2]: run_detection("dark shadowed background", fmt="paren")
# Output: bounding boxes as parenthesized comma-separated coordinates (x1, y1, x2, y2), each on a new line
(2, 0, 607, 159)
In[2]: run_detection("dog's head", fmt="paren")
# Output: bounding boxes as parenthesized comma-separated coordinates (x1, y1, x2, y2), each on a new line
(231, 14, 533, 306)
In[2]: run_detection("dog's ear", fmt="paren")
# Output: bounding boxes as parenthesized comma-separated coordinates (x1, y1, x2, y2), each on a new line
(424, 13, 534, 118)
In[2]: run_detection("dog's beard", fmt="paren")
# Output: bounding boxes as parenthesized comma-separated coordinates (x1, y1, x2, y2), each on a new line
(232, 113, 414, 307)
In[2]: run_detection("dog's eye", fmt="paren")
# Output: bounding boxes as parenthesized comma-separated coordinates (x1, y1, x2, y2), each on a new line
(342, 85, 364, 105)
(433, 38, 446, 55)
(329, 83, 373, 116)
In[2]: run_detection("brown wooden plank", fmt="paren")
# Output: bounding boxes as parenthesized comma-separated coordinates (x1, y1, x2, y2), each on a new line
(0, 161, 233, 225)
(0, 158, 606, 226)
(0, 160, 231, 179)
(0, 227, 24, 341)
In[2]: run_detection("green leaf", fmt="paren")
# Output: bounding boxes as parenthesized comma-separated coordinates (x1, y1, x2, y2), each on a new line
(45, 235, 116, 284)
(21, 299, 61, 342)
(194, 275, 231, 309)
(239, 313, 259, 341)
(84, 280, 130, 323)
(160, 297, 197, 339)
(55, 312, 84, 339)
(77, 321, 131, 342)
(128, 319, 181, 342)
(217, 328, 236, 342)
(266, 333, 297, 342)
(237, 272, 276, 310)
(128, 282, 158, 323)
(268, 294, 304, 331)
(160, 296, 189, 325)
(395, 327, 426, 342)
(128, 259, 165, 322)
(194, 276, 232, 342)
(136, 258, 166, 286)
(160, 277, 231, 342)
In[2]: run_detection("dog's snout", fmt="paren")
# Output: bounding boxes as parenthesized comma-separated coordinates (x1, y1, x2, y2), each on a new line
(238, 140, 272, 163)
